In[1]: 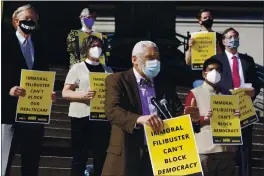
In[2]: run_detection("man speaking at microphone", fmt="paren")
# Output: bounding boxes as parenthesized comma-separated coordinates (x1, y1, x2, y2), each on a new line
(102, 41, 184, 176)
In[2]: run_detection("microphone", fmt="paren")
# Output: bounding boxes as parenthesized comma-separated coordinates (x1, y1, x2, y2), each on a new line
(160, 99, 173, 118)
(151, 97, 170, 119)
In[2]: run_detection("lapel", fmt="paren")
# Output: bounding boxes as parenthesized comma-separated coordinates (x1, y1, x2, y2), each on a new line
(13, 34, 28, 69)
(153, 74, 163, 100)
(31, 36, 37, 69)
(124, 68, 143, 115)
(238, 53, 247, 79)
(220, 52, 234, 89)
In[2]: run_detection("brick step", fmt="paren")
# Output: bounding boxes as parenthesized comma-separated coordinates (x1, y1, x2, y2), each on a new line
(10, 166, 71, 176)
(253, 143, 264, 151)
(52, 104, 69, 113)
(253, 134, 264, 144)
(51, 111, 69, 121)
(253, 126, 264, 135)
(44, 127, 71, 138)
(46, 119, 71, 129)
(43, 137, 71, 149)
(12, 154, 92, 169)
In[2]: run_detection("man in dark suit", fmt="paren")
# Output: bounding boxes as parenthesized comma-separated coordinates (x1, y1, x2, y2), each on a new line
(101, 41, 185, 176)
(209, 27, 261, 176)
(2, 4, 55, 176)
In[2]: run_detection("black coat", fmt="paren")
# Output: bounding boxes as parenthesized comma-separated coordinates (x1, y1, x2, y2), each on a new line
(2, 30, 50, 124)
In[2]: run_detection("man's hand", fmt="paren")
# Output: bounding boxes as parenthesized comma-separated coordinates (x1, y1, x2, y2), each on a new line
(245, 88, 255, 98)
(137, 114, 164, 132)
(184, 98, 200, 122)
(51, 91, 56, 103)
(188, 38, 195, 47)
(9, 86, 26, 97)
(234, 110, 240, 117)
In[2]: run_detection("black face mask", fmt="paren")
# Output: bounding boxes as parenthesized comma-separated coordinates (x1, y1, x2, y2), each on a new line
(19, 20, 37, 34)
(201, 19, 213, 29)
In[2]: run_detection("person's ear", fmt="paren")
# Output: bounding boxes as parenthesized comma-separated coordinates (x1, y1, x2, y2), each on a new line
(198, 20, 202, 25)
(132, 56, 138, 65)
(14, 18, 20, 28)
(222, 39, 226, 46)
(202, 71, 207, 79)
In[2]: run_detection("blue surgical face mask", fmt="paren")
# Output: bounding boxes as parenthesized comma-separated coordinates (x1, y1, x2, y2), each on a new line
(83, 18, 94, 28)
(226, 38, 240, 48)
(141, 59, 161, 79)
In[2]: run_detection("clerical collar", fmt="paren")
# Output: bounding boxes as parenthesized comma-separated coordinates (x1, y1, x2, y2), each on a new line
(85, 59, 100, 66)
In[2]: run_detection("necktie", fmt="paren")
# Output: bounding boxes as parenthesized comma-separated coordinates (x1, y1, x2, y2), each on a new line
(232, 56, 240, 88)
(139, 78, 154, 87)
(23, 39, 33, 69)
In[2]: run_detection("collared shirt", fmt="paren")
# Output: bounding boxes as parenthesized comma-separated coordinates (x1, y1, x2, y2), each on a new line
(225, 50, 245, 86)
(133, 67, 157, 116)
(16, 30, 34, 69)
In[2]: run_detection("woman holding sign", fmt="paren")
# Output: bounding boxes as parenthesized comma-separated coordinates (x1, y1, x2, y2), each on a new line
(62, 35, 113, 176)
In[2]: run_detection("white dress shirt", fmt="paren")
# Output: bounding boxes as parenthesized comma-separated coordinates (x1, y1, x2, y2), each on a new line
(16, 30, 34, 69)
(225, 50, 245, 86)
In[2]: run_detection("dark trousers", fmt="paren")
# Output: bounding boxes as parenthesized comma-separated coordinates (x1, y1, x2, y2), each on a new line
(139, 152, 153, 176)
(5, 123, 44, 176)
(238, 126, 253, 176)
(70, 117, 111, 176)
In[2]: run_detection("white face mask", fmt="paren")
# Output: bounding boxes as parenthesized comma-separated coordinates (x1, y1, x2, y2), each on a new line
(205, 69, 221, 84)
(89, 47, 102, 59)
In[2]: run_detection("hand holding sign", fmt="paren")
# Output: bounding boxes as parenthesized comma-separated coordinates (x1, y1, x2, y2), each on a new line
(9, 86, 26, 97)
(188, 38, 195, 47)
(204, 109, 213, 121)
(184, 98, 200, 122)
(245, 87, 255, 98)
(137, 114, 164, 132)
(52, 91, 56, 103)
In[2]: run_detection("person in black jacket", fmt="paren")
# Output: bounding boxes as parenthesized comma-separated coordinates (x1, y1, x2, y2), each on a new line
(209, 27, 261, 176)
(185, 9, 225, 65)
(1, 4, 56, 176)
(185, 9, 225, 88)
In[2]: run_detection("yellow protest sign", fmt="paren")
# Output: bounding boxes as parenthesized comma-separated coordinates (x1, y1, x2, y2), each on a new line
(231, 88, 258, 128)
(16, 70, 56, 124)
(89, 72, 110, 121)
(211, 95, 242, 145)
(144, 115, 203, 176)
(191, 32, 216, 70)
(78, 31, 106, 65)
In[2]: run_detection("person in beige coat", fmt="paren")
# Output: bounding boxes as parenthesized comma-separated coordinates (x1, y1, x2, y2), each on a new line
(184, 58, 240, 176)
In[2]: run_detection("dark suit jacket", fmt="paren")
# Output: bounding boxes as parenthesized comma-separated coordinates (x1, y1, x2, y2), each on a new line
(102, 68, 184, 176)
(209, 52, 261, 100)
(2, 30, 50, 124)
